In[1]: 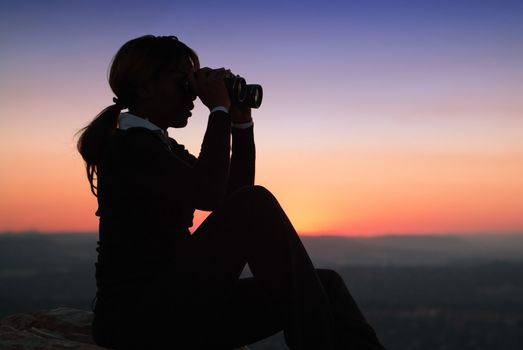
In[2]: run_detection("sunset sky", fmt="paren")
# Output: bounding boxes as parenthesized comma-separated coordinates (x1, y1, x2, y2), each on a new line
(1, 0, 522, 236)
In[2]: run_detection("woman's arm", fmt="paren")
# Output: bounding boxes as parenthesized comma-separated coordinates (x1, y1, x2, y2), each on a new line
(191, 110, 232, 209)
(226, 100, 256, 194)
(227, 126, 255, 195)
(123, 110, 231, 211)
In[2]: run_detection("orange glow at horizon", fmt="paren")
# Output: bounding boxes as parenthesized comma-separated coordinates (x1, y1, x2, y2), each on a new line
(263, 149, 523, 236)
(1, 129, 522, 235)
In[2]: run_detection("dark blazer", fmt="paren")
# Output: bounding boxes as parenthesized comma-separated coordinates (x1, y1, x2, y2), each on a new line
(94, 110, 255, 299)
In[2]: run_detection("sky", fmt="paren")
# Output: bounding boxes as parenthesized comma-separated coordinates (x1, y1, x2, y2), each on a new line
(1, 0, 522, 236)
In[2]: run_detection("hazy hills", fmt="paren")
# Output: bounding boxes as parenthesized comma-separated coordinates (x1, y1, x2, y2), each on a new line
(1, 231, 522, 349)
(301, 234, 523, 266)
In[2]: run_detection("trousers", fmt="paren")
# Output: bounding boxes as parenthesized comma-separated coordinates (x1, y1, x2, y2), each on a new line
(93, 185, 385, 349)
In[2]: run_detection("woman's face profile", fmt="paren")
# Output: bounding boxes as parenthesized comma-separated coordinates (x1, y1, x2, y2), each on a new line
(142, 58, 197, 129)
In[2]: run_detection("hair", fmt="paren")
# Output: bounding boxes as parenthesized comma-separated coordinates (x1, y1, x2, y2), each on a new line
(76, 35, 200, 196)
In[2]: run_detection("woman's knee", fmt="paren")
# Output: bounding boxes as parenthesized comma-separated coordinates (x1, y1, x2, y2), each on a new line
(229, 185, 278, 207)
(234, 184, 274, 197)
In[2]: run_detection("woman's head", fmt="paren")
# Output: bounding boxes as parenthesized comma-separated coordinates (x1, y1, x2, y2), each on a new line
(77, 35, 199, 196)
(110, 35, 199, 121)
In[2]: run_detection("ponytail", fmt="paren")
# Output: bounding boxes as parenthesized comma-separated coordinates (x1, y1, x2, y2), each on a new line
(77, 103, 123, 196)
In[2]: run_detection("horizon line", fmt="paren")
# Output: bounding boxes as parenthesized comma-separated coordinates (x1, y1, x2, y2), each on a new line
(1, 230, 523, 238)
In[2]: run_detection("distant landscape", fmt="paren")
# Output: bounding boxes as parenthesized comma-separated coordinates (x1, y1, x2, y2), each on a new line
(1, 231, 522, 350)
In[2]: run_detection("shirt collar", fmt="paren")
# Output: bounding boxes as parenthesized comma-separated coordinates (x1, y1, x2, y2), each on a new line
(118, 112, 168, 137)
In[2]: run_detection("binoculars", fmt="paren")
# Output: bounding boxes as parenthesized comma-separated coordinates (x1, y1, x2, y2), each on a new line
(224, 75, 263, 109)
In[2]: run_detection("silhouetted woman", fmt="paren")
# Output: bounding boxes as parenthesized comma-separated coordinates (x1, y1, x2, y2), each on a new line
(77, 35, 385, 350)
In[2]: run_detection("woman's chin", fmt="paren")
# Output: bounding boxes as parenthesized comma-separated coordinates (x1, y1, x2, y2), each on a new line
(169, 110, 191, 128)
(171, 118, 189, 128)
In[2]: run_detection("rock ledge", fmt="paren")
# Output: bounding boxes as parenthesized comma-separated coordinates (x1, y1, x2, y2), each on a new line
(0, 307, 249, 349)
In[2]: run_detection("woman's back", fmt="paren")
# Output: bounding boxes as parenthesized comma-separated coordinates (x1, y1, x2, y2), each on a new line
(94, 128, 194, 304)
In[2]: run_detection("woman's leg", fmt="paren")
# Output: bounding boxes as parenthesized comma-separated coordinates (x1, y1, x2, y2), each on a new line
(196, 276, 287, 349)
(316, 269, 386, 349)
(174, 185, 336, 350)
(189, 269, 386, 350)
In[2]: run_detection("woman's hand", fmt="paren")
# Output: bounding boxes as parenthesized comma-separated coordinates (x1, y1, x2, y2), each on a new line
(189, 67, 231, 111)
